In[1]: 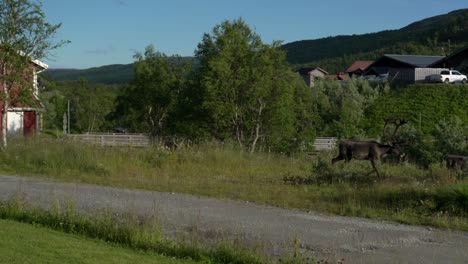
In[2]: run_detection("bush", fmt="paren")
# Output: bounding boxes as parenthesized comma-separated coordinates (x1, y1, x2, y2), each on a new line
(434, 183, 468, 216)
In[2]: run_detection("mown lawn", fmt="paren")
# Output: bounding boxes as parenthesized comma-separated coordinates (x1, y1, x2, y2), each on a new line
(0, 219, 198, 264)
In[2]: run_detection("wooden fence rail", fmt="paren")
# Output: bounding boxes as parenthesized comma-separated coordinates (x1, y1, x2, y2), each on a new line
(313, 137, 338, 151)
(67, 133, 150, 147)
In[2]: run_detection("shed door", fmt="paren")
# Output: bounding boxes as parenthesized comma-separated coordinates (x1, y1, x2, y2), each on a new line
(23, 111, 36, 136)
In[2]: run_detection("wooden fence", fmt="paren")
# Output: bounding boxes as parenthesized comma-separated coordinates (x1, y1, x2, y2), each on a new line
(68, 133, 338, 151)
(313, 137, 338, 151)
(67, 133, 150, 147)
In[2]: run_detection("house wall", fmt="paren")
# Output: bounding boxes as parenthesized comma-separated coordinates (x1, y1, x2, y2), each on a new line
(7, 111, 23, 134)
(301, 75, 313, 87)
(310, 69, 326, 78)
(415, 68, 448, 83)
(302, 70, 326, 87)
(389, 68, 415, 83)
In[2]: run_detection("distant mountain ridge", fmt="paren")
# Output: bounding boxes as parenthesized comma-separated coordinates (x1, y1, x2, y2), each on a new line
(44, 9, 468, 83)
(44, 63, 135, 84)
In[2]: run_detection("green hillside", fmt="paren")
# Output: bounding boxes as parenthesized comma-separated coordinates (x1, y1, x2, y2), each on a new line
(283, 9, 468, 73)
(44, 63, 135, 84)
(363, 84, 468, 136)
(44, 57, 195, 84)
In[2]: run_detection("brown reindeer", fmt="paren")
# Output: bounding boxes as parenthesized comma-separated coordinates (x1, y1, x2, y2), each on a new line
(445, 155, 467, 170)
(332, 140, 403, 178)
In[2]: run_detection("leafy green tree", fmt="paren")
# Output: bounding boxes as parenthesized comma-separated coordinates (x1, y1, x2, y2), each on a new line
(313, 79, 381, 139)
(110, 45, 190, 137)
(67, 79, 116, 133)
(195, 19, 316, 152)
(433, 116, 467, 156)
(40, 77, 118, 134)
(0, 0, 68, 147)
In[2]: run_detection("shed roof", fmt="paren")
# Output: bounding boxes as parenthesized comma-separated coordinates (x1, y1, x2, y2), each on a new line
(346, 61, 373, 73)
(297, 67, 328, 75)
(383, 54, 445, 68)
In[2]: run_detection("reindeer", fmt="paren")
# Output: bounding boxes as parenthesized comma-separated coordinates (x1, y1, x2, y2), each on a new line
(332, 140, 403, 178)
(445, 155, 467, 170)
(331, 117, 407, 178)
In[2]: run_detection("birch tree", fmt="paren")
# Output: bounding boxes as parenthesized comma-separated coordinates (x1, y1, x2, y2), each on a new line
(196, 19, 316, 152)
(0, 0, 67, 147)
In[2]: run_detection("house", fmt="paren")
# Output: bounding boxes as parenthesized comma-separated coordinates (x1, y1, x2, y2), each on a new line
(297, 67, 328, 87)
(430, 46, 468, 73)
(0, 58, 48, 136)
(346, 61, 374, 77)
(365, 54, 446, 83)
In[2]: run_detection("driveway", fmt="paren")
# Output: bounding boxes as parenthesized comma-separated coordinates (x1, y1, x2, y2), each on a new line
(0, 175, 467, 263)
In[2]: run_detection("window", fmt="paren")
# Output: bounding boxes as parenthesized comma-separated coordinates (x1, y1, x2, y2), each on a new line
(441, 70, 450, 75)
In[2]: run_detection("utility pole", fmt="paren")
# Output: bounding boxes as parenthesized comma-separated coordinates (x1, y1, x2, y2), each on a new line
(67, 100, 70, 134)
(448, 39, 451, 55)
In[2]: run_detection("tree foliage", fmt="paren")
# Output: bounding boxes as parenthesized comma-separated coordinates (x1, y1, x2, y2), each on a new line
(195, 19, 315, 152)
(40, 76, 118, 134)
(312, 79, 383, 139)
(109, 45, 190, 137)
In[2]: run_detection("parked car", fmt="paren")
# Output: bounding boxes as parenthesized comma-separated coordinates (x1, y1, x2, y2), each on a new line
(426, 70, 467, 84)
(112, 126, 127, 133)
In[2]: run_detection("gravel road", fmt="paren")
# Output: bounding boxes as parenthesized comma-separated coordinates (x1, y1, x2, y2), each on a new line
(0, 175, 467, 263)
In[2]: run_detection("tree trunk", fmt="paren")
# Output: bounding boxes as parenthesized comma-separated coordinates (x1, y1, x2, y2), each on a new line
(250, 99, 265, 153)
(2, 77, 8, 149)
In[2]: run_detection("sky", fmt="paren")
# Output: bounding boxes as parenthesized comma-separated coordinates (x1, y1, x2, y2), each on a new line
(41, 0, 467, 69)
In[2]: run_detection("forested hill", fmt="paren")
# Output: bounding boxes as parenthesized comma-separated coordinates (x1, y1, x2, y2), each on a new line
(283, 9, 468, 73)
(44, 63, 134, 84)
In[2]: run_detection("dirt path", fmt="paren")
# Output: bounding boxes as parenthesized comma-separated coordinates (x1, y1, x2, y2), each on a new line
(0, 175, 467, 263)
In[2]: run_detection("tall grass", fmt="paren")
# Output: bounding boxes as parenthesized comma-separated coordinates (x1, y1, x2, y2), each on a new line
(1, 137, 467, 230)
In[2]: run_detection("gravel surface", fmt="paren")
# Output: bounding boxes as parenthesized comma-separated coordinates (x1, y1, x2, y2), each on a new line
(1, 175, 467, 263)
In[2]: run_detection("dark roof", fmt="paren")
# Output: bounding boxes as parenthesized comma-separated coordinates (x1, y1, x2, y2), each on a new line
(297, 67, 328, 75)
(429, 46, 468, 68)
(346, 61, 374, 73)
(383, 54, 445, 68)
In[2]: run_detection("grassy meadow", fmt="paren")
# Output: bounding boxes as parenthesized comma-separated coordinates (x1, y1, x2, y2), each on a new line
(0, 137, 467, 230)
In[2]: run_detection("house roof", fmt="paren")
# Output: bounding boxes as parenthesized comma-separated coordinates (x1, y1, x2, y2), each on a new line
(346, 61, 373, 73)
(324, 72, 348, 81)
(297, 67, 328, 75)
(382, 54, 445, 68)
(31, 59, 48, 70)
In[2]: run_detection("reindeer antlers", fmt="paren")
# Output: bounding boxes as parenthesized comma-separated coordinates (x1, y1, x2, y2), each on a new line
(382, 117, 408, 142)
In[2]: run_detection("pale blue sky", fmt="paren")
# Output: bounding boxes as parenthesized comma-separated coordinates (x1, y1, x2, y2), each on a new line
(41, 0, 467, 69)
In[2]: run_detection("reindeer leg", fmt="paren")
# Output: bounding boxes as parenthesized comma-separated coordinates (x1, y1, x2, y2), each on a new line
(370, 159, 381, 178)
(332, 156, 343, 164)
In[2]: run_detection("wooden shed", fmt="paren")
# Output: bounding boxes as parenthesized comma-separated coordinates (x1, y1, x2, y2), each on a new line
(297, 67, 328, 87)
